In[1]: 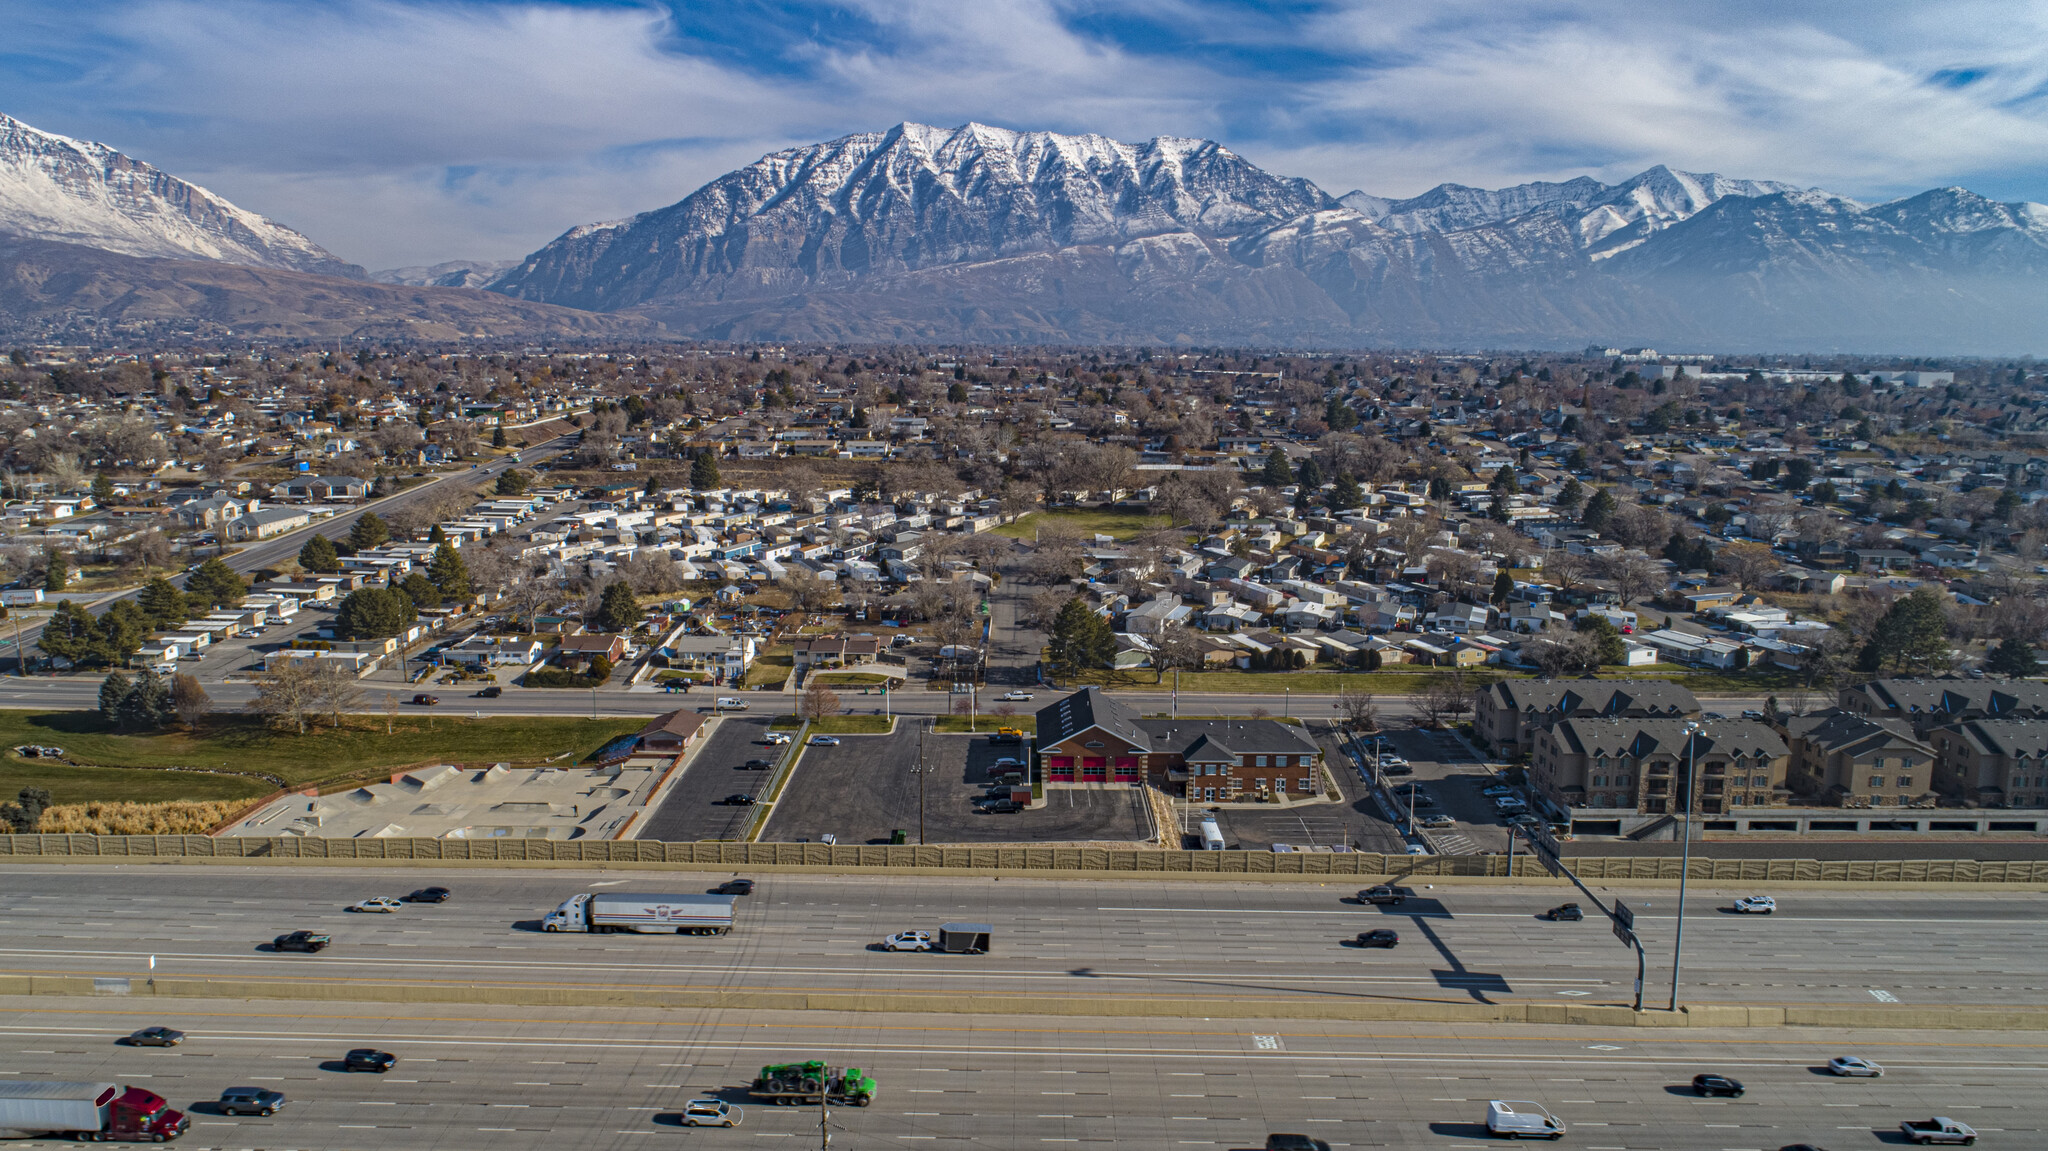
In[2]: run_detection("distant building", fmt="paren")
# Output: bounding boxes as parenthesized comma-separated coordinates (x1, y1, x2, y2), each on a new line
(1785, 710, 1937, 808)
(1530, 717, 1789, 815)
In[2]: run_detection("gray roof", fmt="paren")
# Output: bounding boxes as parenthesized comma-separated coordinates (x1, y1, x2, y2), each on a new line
(1034, 687, 1322, 758)
(1845, 679, 2048, 719)
(1484, 678, 1701, 717)
(1939, 718, 2048, 759)
(1036, 687, 1151, 750)
(1785, 709, 1931, 758)
(1547, 717, 1786, 761)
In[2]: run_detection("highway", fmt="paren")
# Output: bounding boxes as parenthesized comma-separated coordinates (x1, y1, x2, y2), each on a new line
(1, 868, 2042, 1013)
(1, 996, 2043, 1150)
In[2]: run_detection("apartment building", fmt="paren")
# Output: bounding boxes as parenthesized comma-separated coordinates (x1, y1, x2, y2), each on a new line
(1837, 679, 2048, 735)
(1530, 717, 1789, 815)
(1927, 719, 2048, 809)
(1475, 679, 1702, 756)
(1783, 710, 1938, 807)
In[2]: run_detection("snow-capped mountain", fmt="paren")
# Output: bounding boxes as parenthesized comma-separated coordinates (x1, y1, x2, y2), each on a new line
(0, 113, 362, 278)
(372, 258, 521, 289)
(489, 121, 1334, 311)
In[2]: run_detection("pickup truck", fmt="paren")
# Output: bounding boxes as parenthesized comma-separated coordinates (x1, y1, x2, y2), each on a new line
(1900, 1117, 1977, 1145)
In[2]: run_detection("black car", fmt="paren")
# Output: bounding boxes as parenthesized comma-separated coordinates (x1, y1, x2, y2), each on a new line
(711, 879, 755, 896)
(403, 886, 452, 903)
(273, 931, 331, 952)
(977, 798, 1022, 814)
(217, 1087, 286, 1116)
(1692, 1073, 1745, 1097)
(743, 758, 774, 770)
(123, 1026, 185, 1047)
(1545, 903, 1584, 921)
(475, 686, 502, 698)
(1360, 885, 1409, 905)
(343, 1049, 397, 1073)
(724, 793, 757, 806)
(1354, 929, 1400, 949)
(1381, 763, 1413, 775)
(1266, 1137, 1332, 1151)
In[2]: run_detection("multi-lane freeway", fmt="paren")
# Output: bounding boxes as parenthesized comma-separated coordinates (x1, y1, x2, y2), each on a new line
(2, 868, 2042, 1013)
(3, 996, 2043, 1150)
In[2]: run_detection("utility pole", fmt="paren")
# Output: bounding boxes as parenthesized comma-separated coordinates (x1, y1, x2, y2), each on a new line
(1172, 667, 1179, 718)
(917, 719, 929, 845)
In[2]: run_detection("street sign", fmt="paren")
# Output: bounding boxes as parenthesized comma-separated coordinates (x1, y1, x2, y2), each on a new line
(1613, 899, 1635, 932)
(1613, 921, 1636, 949)
(1516, 824, 1563, 878)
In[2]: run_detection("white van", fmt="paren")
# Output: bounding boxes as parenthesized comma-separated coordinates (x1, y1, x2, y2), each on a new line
(1485, 1100, 1564, 1139)
(1199, 817, 1225, 851)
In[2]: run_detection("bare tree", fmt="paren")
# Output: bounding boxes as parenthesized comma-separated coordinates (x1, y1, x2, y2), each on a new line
(1547, 549, 1593, 592)
(1523, 627, 1599, 677)
(126, 529, 172, 573)
(1715, 540, 1780, 591)
(1154, 623, 1204, 674)
(799, 680, 841, 721)
(245, 659, 322, 734)
(1598, 551, 1665, 606)
(311, 660, 362, 729)
(1336, 684, 1379, 732)
(170, 673, 210, 728)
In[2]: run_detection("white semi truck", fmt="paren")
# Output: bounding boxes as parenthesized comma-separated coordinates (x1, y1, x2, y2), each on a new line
(0, 1082, 189, 1142)
(542, 892, 736, 935)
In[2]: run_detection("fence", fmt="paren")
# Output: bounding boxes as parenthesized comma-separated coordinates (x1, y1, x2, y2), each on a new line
(1, 834, 2044, 883)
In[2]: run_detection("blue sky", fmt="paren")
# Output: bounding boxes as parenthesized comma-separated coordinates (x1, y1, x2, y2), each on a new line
(4, 0, 2045, 269)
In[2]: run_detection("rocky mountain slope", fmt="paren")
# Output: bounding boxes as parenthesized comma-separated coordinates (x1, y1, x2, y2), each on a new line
(372, 258, 522, 289)
(0, 113, 362, 278)
(492, 123, 2048, 351)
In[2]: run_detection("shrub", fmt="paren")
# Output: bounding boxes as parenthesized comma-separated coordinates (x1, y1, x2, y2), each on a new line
(14, 800, 242, 836)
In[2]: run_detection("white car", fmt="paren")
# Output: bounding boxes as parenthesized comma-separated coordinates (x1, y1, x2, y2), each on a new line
(681, 1099, 742, 1127)
(347, 897, 403, 914)
(1492, 796, 1529, 812)
(761, 732, 792, 745)
(1733, 895, 1777, 914)
(883, 930, 933, 952)
(999, 691, 1034, 701)
(809, 735, 841, 746)
(1378, 755, 1409, 767)
(715, 697, 749, 710)
(1828, 1056, 1884, 1077)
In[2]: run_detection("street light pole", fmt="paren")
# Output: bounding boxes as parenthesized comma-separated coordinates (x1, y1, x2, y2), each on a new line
(917, 718, 929, 846)
(1669, 720, 1701, 1012)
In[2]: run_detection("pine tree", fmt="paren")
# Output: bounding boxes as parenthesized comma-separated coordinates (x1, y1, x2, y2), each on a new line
(298, 534, 341, 574)
(401, 571, 440, 609)
(117, 673, 173, 731)
(37, 601, 104, 668)
(1294, 456, 1324, 488)
(1048, 597, 1116, 675)
(99, 671, 132, 725)
(1329, 473, 1364, 511)
(347, 512, 390, 552)
(335, 587, 417, 639)
(492, 425, 508, 448)
(184, 558, 247, 608)
(1491, 569, 1515, 605)
(428, 541, 471, 601)
(91, 473, 116, 506)
(1489, 464, 1519, 494)
(690, 450, 723, 491)
(1856, 587, 1952, 673)
(428, 523, 447, 543)
(98, 600, 150, 663)
(42, 546, 67, 592)
(1986, 637, 2039, 677)
(1261, 446, 1293, 487)
(495, 470, 529, 496)
(597, 580, 643, 632)
(139, 576, 191, 628)
(1582, 488, 1618, 534)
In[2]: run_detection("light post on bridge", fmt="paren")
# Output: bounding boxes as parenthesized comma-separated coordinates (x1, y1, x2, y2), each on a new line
(1669, 719, 1702, 1012)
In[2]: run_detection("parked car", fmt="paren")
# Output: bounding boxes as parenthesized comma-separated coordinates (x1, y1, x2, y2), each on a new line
(216, 1087, 285, 1116)
(410, 693, 440, 706)
(999, 691, 1034, 701)
(808, 736, 841, 747)
(1733, 895, 1777, 914)
(272, 930, 330, 952)
(883, 930, 934, 952)
(1419, 814, 1455, 829)
(1480, 783, 1515, 797)
(1691, 1073, 1745, 1097)
(1381, 763, 1413, 776)
(347, 897, 403, 914)
(1264, 1135, 1331, 1151)
(681, 1098, 742, 1128)
(1827, 1056, 1883, 1077)
(744, 758, 776, 768)
(1354, 929, 1400, 949)
(992, 756, 1023, 769)
(122, 1027, 185, 1047)
(711, 879, 755, 896)
(343, 1049, 396, 1073)
(1545, 903, 1584, 921)
(762, 732, 792, 745)
(977, 798, 1022, 814)
(403, 887, 451, 903)
(1505, 812, 1539, 827)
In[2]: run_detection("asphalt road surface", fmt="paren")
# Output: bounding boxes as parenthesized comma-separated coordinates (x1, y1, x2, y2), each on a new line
(2, 868, 2043, 1013)
(4, 994, 2041, 1151)
(632, 716, 782, 842)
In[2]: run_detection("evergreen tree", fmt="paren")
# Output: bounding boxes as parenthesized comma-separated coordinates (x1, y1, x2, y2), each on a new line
(1491, 568, 1515, 605)
(495, 470, 529, 496)
(1986, 637, 2040, 677)
(690, 450, 723, 491)
(1856, 587, 1952, 673)
(428, 541, 471, 601)
(1426, 476, 1450, 501)
(98, 600, 150, 663)
(1489, 496, 1511, 523)
(42, 546, 67, 592)
(117, 673, 174, 731)
(1663, 531, 1692, 565)
(347, 512, 391, 552)
(297, 533, 341, 574)
(1489, 464, 1519, 494)
(334, 587, 418, 639)
(428, 523, 447, 544)
(596, 580, 643, 632)
(1582, 487, 1618, 534)
(184, 558, 247, 608)
(588, 653, 614, 682)
(37, 600, 105, 667)
(1048, 597, 1116, 675)
(1574, 615, 1628, 666)
(1261, 446, 1293, 487)
(1294, 456, 1324, 488)
(91, 473, 116, 506)
(100, 671, 132, 725)
(491, 425, 508, 448)
(1329, 473, 1364, 511)
(138, 576, 191, 628)
(400, 571, 440, 609)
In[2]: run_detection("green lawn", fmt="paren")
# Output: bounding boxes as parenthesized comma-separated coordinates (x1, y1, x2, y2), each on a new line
(1056, 668, 1510, 695)
(933, 714, 1036, 733)
(766, 714, 895, 734)
(0, 710, 644, 804)
(993, 508, 1174, 541)
(744, 647, 793, 689)
(811, 672, 891, 686)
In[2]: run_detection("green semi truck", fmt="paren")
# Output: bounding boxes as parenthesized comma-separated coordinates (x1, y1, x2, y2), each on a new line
(747, 1061, 877, 1107)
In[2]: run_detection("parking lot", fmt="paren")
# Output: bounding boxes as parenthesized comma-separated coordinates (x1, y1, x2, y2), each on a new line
(1366, 726, 1521, 855)
(633, 715, 787, 841)
(761, 724, 1151, 845)
(1197, 721, 1406, 853)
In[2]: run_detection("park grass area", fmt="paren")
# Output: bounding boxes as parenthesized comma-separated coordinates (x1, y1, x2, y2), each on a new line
(767, 714, 894, 734)
(1057, 668, 1511, 694)
(0, 710, 643, 804)
(994, 508, 1173, 542)
(744, 646, 794, 689)
(934, 714, 1036, 733)
(811, 671, 891, 686)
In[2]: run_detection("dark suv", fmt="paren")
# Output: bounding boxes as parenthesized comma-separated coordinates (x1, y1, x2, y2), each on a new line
(1360, 885, 1409, 905)
(1266, 1136, 1333, 1151)
(1691, 1073, 1744, 1097)
(217, 1087, 286, 1116)
(344, 1049, 396, 1073)
(273, 931, 330, 952)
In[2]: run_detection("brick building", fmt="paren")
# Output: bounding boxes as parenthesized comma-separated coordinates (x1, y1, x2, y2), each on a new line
(1475, 679, 1701, 756)
(1784, 710, 1937, 807)
(1927, 719, 2048, 809)
(1530, 717, 1789, 815)
(1034, 687, 1323, 801)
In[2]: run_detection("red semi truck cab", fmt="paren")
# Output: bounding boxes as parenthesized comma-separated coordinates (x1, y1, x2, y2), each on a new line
(0, 1082, 187, 1142)
(108, 1086, 189, 1141)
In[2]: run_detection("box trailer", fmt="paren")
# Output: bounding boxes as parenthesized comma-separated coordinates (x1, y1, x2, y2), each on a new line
(937, 923, 992, 954)
(542, 892, 735, 935)
(0, 1082, 189, 1142)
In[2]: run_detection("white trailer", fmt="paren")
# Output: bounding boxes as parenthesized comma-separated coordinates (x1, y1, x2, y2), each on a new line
(543, 892, 735, 935)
